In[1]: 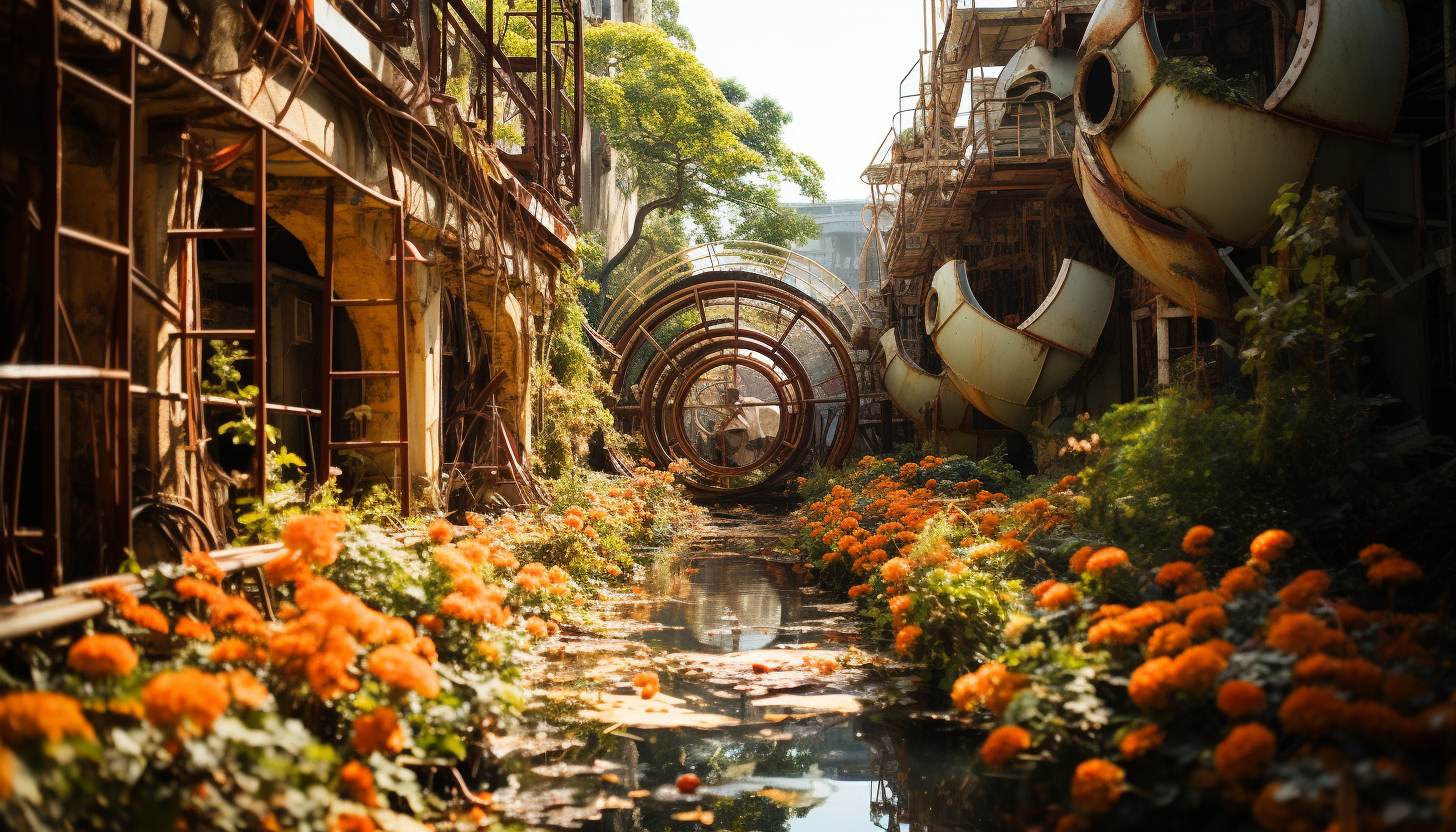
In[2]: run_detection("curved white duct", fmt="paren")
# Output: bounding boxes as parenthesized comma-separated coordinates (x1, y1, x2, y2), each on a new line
(1074, 0, 1406, 249)
(879, 329, 989, 455)
(1264, 0, 1408, 140)
(1074, 133, 1234, 320)
(994, 42, 1080, 101)
(922, 259, 1115, 432)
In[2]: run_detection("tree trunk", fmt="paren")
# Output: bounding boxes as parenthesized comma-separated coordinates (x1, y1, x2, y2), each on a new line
(599, 167, 684, 285)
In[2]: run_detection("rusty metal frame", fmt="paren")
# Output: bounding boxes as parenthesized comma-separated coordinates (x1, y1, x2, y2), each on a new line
(2, 0, 415, 592)
(609, 278, 860, 496)
(319, 184, 413, 514)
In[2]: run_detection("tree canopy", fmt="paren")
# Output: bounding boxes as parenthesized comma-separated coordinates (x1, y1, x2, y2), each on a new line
(652, 0, 695, 51)
(583, 22, 824, 283)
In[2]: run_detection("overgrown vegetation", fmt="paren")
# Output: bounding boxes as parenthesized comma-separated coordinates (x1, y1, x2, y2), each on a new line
(780, 183, 1455, 830)
(582, 22, 824, 286)
(0, 464, 699, 830)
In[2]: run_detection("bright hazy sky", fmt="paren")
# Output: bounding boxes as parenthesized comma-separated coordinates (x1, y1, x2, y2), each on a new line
(675, 0, 928, 203)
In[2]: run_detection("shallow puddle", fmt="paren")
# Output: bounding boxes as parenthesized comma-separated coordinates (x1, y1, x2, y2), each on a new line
(473, 507, 996, 832)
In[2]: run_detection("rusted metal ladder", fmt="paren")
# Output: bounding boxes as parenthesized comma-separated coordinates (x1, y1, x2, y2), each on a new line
(318, 184, 413, 514)
(15, 0, 140, 586)
(170, 129, 273, 508)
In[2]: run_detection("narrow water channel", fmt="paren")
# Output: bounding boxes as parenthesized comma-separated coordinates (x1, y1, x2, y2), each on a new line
(480, 507, 994, 832)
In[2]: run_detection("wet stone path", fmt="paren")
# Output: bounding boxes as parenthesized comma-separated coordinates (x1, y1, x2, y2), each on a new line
(477, 507, 990, 832)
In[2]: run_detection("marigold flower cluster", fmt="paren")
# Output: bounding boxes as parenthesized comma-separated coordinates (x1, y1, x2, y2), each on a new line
(951, 662, 1028, 716)
(435, 546, 511, 626)
(267, 577, 425, 700)
(1117, 723, 1163, 759)
(91, 581, 169, 634)
(353, 707, 406, 756)
(980, 724, 1031, 769)
(1214, 723, 1276, 781)
(0, 691, 95, 744)
(1069, 759, 1125, 815)
(141, 669, 231, 735)
(268, 513, 348, 583)
(66, 633, 138, 678)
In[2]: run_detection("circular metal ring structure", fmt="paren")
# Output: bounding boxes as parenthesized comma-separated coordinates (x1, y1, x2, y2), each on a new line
(600, 242, 869, 498)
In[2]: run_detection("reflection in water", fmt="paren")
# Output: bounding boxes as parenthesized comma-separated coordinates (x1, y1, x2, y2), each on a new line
(503, 512, 1001, 832)
(639, 553, 804, 654)
(686, 558, 783, 650)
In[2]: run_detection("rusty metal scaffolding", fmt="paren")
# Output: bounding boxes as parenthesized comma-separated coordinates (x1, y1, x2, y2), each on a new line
(3, 0, 582, 592)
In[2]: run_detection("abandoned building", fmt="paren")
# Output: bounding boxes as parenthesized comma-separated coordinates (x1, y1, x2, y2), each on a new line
(1, 0, 592, 593)
(785, 199, 884, 295)
(3, 0, 1455, 578)
(864, 0, 1453, 465)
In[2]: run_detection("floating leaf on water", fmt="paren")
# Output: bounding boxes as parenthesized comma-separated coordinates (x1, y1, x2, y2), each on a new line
(751, 694, 863, 714)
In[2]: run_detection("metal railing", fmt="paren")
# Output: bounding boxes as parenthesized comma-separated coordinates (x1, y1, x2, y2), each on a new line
(599, 241, 878, 341)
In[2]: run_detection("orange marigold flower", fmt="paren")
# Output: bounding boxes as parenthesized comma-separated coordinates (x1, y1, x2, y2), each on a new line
(880, 557, 914, 583)
(1357, 543, 1398, 566)
(1182, 525, 1215, 557)
(1128, 657, 1175, 710)
(340, 760, 379, 807)
(1279, 686, 1345, 737)
(1214, 723, 1276, 781)
(1367, 556, 1423, 588)
(1089, 604, 1128, 623)
(366, 645, 440, 698)
(888, 595, 913, 615)
(1175, 591, 1224, 613)
(950, 662, 1028, 716)
(224, 669, 270, 709)
(142, 669, 230, 734)
(1036, 582, 1080, 611)
(1146, 623, 1192, 658)
(209, 595, 266, 639)
(281, 514, 343, 567)
(894, 624, 922, 655)
(1068, 546, 1094, 574)
(127, 604, 170, 634)
(353, 707, 406, 756)
(331, 814, 376, 832)
(1277, 570, 1330, 611)
(175, 576, 227, 606)
(1119, 723, 1164, 760)
(1330, 600, 1369, 631)
(209, 637, 253, 664)
(980, 724, 1031, 769)
(839, 517, 859, 531)
(426, 518, 455, 545)
(1185, 606, 1228, 637)
(1204, 638, 1237, 659)
(1341, 700, 1404, 743)
(1155, 561, 1196, 588)
(1050, 474, 1078, 494)
(1219, 565, 1264, 596)
(1169, 644, 1227, 692)
(1266, 612, 1327, 656)
(264, 552, 313, 585)
(0, 691, 96, 743)
(183, 550, 226, 583)
(1216, 680, 1267, 718)
(837, 535, 857, 551)
(175, 616, 215, 642)
(1249, 529, 1293, 563)
(524, 616, 549, 639)
(1070, 759, 1125, 815)
(847, 584, 873, 599)
(67, 634, 138, 678)
(1086, 548, 1129, 575)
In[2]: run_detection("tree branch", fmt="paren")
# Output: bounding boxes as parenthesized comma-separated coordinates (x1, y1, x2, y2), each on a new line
(600, 164, 686, 285)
